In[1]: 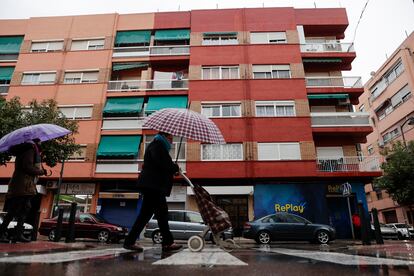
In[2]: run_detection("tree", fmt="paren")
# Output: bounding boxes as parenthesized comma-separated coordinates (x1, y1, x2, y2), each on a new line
(0, 97, 80, 167)
(374, 141, 414, 225)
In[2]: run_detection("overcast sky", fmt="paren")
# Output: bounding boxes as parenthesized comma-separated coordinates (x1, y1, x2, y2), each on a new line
(1, 0, 413, 83)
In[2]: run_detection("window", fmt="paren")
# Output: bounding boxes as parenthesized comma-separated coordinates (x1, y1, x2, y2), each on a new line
(255, 101, 295, 117)
(366, 192, 372, 203)
(252, 65, 291, 79)
(185, 212, 202, 223)
(202, 34, 238, 45)
(21, 72, 56, 85)
(285, 214, 309, 224)
(201, 103, 241, 118)
(385, 60, 404, 85)
(376, 190, 383, 200)
(201, 144, 243, 161)
(258, 143, 301, 160)
(59, 106, 93, 119)
(31, 41, 63, 52)
(64, 71, 99, 84)
(68, 145, 87, 161)
(71, 39, 105, 51)
(358, 104, 365, 112)
(382, 128, 400, 143)
(391, 84, 411, 108)
(250, 32, 287, 44)
(202, 66, 239, 80)
(144, 135, 186, 160)
(367, 145, 374, 155)
(167, 211, 184, 222)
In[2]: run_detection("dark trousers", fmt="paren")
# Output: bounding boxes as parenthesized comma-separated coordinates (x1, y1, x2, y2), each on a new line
(0, 196, 32, 238)
(124, 192, 173, 246)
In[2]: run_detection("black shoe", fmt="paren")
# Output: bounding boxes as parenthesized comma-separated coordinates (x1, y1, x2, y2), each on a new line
(162, 243, 182, 252)
(123, 243, 144, 252)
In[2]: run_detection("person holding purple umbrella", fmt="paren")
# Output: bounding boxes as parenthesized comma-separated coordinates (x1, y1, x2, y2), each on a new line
(0, 139, 47, 243)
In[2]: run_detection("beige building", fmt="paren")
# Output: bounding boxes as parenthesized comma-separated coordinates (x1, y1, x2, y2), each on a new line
(358, 32, 414, 225)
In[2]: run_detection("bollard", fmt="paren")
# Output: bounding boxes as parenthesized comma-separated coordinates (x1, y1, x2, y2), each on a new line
(65, 202, 77, 243)
(358, 201, 371, 245)
(372, 208, 384, 244)
(54, 207, 64, 242)
(31, 210, 41, 241)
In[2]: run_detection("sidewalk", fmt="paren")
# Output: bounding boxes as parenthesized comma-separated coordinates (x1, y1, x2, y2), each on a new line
(0, 240, 94, 256)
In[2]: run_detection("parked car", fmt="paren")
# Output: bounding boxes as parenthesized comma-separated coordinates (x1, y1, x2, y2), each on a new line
(386, 223, 414, 240)
(243, 212, 336, 244)
(38, 213, 128, 243)
(0, 212, 33, 240)
(144, 210, 234, 244)
(370, 223, 398, 239)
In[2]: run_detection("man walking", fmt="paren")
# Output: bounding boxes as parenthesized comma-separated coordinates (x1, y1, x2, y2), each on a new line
(123, 132, 182, 252)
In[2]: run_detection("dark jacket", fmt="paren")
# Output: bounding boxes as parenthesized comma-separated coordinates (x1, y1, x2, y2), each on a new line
(7, 143, 44, 198)
(137, 139, 179, 196)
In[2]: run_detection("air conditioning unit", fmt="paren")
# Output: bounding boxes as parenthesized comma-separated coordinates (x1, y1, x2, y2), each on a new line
(378, 140, 385, 148)
(338, 98, 350, 105)
(46, 181, 58, 189)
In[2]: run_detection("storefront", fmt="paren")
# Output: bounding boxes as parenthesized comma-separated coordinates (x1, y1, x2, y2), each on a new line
(254, 182, 367, 239)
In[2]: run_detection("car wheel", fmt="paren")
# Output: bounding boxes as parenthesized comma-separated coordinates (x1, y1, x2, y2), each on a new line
(256, 231, 271, 244)
(316, 230, 330, 244)
(152, 230, 163, 244)
(97, 230, 110, 243)
(48, 229, 56, 241)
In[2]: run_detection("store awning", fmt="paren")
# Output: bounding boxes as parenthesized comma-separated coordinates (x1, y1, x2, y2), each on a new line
(0, 67, 14, 81)
(112, 63, 148, 71)
(154, 29, 190, 41)
(308, 94, 349, 100)
(0, 36, 23, 54)
(303, 58, 342, 63)
(187, 186, 253, 195)
(145, 96, 188, 114)
(115, 30, 151, 46)
(103, 97, 144, 115)
(97, 135, 142, 158)
(203, 32, 237, 36)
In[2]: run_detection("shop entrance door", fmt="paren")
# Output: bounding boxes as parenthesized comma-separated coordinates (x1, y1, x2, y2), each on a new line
(326, 195, 356, 239)
(213, 196, 248, 237)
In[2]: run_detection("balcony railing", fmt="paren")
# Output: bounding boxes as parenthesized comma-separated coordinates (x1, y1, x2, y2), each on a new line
(107, 79, 188, 91)
(311, 112, 370, 127)
(0, 84, 9, 95)
(317, 156, 381, 172)
(102, 117, 146, 130)
(113, 45, 190, 58)
(0, 54, 19, 62)
(95, 159, 186, 173)
(305, 77, 362, 88)
(300, 42, 354, 53)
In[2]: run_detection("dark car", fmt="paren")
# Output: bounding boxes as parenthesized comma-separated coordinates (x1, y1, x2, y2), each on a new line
(144, 210, 234, 244)
(0, 212, 33, 240)
(38, 213, 128, 243)
(243, 212, 336, 244)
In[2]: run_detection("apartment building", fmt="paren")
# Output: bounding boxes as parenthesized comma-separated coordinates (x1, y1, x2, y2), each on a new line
(0, 8, 381, 238)
(358, 32, 414, 225)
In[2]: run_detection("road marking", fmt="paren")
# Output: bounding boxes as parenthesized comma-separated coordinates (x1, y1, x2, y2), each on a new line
(0, 247, 153, 264)
(257, 247, 414, 266)
(153, 248, 247, 266)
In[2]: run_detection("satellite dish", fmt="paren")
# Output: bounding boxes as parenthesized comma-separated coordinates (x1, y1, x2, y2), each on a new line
(370, 71, 376, 76)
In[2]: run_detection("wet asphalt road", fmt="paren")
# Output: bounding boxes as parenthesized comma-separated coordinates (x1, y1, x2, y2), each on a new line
(0, 241, 413, 276)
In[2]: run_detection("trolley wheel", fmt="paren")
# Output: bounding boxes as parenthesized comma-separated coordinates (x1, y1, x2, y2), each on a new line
(188, 235, 205, 252)
(221, 238, 237, 252)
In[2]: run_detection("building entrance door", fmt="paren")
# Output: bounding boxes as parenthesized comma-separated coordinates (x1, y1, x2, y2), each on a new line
(213, 195, 248, 237)
(326, 195, 356, 239)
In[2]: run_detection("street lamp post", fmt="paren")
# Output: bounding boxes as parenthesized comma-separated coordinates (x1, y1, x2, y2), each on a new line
(400, 117, 414, 147)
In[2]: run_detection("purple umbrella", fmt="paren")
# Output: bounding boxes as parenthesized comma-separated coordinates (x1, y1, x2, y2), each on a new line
(0, 123, 71, 153)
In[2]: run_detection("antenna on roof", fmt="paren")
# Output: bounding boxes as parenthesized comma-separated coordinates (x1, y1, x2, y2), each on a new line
(178, 5, 180, 11)
(405, 30, 409, 38)
(314, 2, 317, 8)
(216, 3, 218, 9)
(385, 53, 388, 59)
(262, 2, 264, 7)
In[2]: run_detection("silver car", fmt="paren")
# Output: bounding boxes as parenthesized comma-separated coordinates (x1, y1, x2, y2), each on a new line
(144, 210, 233, 244)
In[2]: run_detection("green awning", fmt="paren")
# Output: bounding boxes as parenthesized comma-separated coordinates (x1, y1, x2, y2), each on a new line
(103, 97, 144, 115)
(203, 32, 237, 36)
(145, 96, 188, 114)
(115, 30, 151, 46)
(154, 29, 190, 41)
(308, 94, 349, 100)
(112, 63, 149, 71)
(97, 135, 142, 158)
(0, 36, 24, 54)
(0, 67, 14, 81)
(303, 58, 342, 63)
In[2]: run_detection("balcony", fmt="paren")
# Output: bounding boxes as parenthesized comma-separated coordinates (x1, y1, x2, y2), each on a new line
(107, 79, 188, 92)
(317, 156, 381, 172)
(311, 112, 370, 127)
(102, 117, 146, 130)
(305, 77, 362, 88)
(95, 159, 186, 173)
(0, 54, 19, 62)
(300, 42, 354, 53)
(113, 45, 190, 58)
(0, 84, 9, 95)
